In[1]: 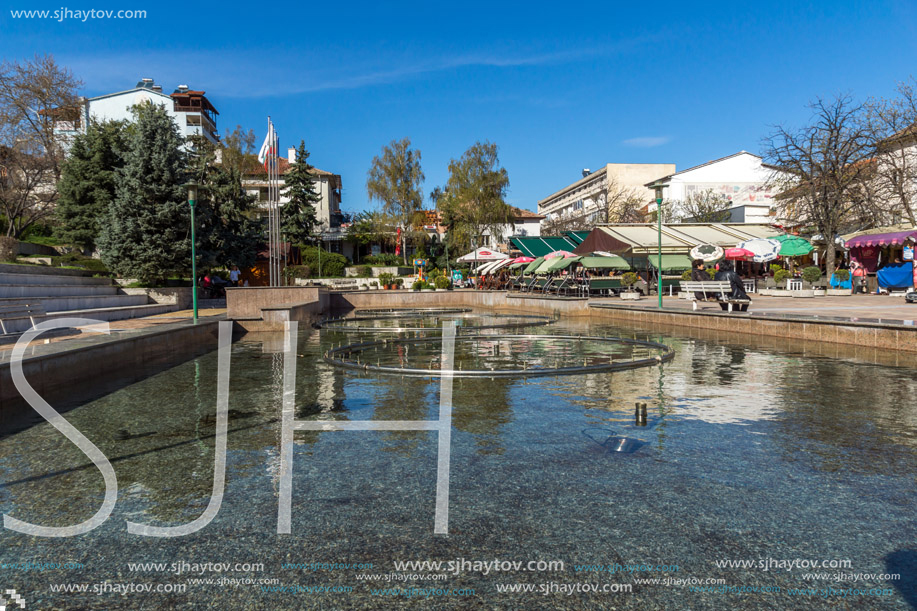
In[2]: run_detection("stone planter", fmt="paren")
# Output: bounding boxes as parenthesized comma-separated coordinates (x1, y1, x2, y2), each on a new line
(769, 289, 793, 298)
(812, 288, 826, 297)
(826, 289, 851, 296)
(620, 291, 642, 300)
(791, 289, 816, 298)
(435, 288, 448, 292)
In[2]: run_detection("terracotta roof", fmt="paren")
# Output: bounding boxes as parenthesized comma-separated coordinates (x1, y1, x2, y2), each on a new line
(512, 206, 545, 220)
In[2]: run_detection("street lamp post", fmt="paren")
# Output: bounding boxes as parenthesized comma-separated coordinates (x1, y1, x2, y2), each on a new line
(656, 192, 663, 310)
(185, 183, 199, 324)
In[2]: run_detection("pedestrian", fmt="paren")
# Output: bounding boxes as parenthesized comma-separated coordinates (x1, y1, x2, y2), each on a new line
(229, 265, 241, 287)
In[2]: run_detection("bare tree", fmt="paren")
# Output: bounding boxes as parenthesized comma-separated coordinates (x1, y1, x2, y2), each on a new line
(864, 78, 917, 225)
(763, 95, 876, 276)
(596, 176, 650, 224)
(678, 188, 733, 222)
(0, 55, 81, 237)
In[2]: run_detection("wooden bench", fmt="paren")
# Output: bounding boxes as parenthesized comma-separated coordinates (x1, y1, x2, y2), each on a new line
(0, 303, 46, 334)
(679, 281, 752, 312)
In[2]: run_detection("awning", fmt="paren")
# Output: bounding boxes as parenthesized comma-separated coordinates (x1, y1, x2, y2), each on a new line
(646, 254, 693, 271)
(571, 228, 634, 255)
(564, 231, 590, 245)
(510, 236, 579, 258)
(578, 254, 631, 270)
(845, 230, 917, 248)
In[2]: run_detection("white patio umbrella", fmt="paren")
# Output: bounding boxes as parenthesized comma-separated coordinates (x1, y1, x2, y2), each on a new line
(689, 244, 725, 262)
(736, 238, 782, 263)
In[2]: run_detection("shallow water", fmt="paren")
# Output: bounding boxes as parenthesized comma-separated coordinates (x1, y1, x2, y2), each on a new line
(1, 312, 915, 609)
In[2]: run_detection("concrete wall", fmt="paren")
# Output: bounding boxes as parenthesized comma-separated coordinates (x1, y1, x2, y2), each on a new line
(1, 319, 221, 428)
(226, 286, 325, 319)
(120, 287, 193, 309)
(321, 290, 917, 354)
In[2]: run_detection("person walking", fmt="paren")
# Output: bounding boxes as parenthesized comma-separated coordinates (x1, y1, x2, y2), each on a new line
(229, 265, 242, 287)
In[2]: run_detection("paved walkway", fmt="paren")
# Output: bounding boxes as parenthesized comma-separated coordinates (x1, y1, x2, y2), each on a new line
(597, 293, 917, 324)
(0, 307, 226, 353)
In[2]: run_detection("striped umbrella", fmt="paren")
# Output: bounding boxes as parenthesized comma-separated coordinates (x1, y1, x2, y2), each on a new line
(737, 238, 782, 263)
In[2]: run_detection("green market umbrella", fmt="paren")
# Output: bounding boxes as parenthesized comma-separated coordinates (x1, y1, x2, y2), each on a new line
(523, 257, 544, 274)
(768, 234, 813, 257)
(546, 256, 582, 272)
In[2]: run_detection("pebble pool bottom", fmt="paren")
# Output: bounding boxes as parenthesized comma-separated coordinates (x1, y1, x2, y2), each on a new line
(0, 315, 914, 610)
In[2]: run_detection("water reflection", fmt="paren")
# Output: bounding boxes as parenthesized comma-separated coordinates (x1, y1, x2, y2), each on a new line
(1, 317, 917, 609)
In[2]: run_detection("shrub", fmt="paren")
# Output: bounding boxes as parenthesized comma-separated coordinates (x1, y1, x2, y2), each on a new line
(356, 265, 373, 278)
(707, 268, 716, 279)
(434, 275, 451, 289)
(285, 265, 312, 280)
(300, 246, 348, 278)
(774, 269, 792, 285)
(377, 272, 393, 287)
(363, 253, 401, 266)
(622, 271, 639, 287)
(394, 278, 404, 288)
(769, 263, 783, 276)
(412, 280, 424, 291)
(49, 253, 110, 273)
(681, 269, 692, 281)
(834, 269, 850, 281)
(0, 237, 18, 262)
(801, 266, 822, 284)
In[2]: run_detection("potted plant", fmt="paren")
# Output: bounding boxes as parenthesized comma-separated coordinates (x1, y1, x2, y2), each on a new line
(378, 272, 393, 289)
(620, 272, 641, 300)
(773, 269, 793, 296)
(412, 280, 424, 291)
(827, 269, 851, 296)
(394, 277, 404, 290)
(802, 266, 824, 296)
(434, 275, 452, 291)
(370, 280, 379, 290)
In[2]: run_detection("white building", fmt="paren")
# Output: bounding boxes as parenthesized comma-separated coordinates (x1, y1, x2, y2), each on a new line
(538, 163, 676, 229)
(481, 207, 544, 251)
(241, 146, 343, 231)
(50, 78, 220, 146)
(645, 151, 778, 223)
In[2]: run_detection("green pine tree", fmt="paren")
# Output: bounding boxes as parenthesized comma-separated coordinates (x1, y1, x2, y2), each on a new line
(186, 137, 261, 269)
(55, 120, 127, 250)
(98, 104, 190, 284)
(280, 140, 321, 245)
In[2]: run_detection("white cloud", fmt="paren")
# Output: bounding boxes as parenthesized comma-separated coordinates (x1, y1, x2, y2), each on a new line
(622, 136, 671, 148)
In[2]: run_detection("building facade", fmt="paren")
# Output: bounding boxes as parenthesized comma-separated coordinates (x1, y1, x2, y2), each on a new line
(51, 78, 220, 146)
(241, 146, 343, 232)
(537, 163, 676, 229)
(645, 151, 777, 223)
(481, 207, 545, 251)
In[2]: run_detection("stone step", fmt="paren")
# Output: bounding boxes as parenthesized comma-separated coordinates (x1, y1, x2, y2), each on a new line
(0, 284, 121, 298)
(0, 294, 149, 313)
(0, 303, 179, 335)
(0, 272, 113, 287)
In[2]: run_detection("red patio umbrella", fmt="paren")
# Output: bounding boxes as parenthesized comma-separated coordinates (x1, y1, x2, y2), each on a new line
(724, 247, 755, 261)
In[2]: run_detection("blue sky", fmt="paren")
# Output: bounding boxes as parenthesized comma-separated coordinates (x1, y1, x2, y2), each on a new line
(2, 0, 916, 215)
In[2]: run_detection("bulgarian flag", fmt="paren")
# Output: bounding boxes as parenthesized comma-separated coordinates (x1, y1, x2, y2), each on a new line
(258, 119, 277, 171)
